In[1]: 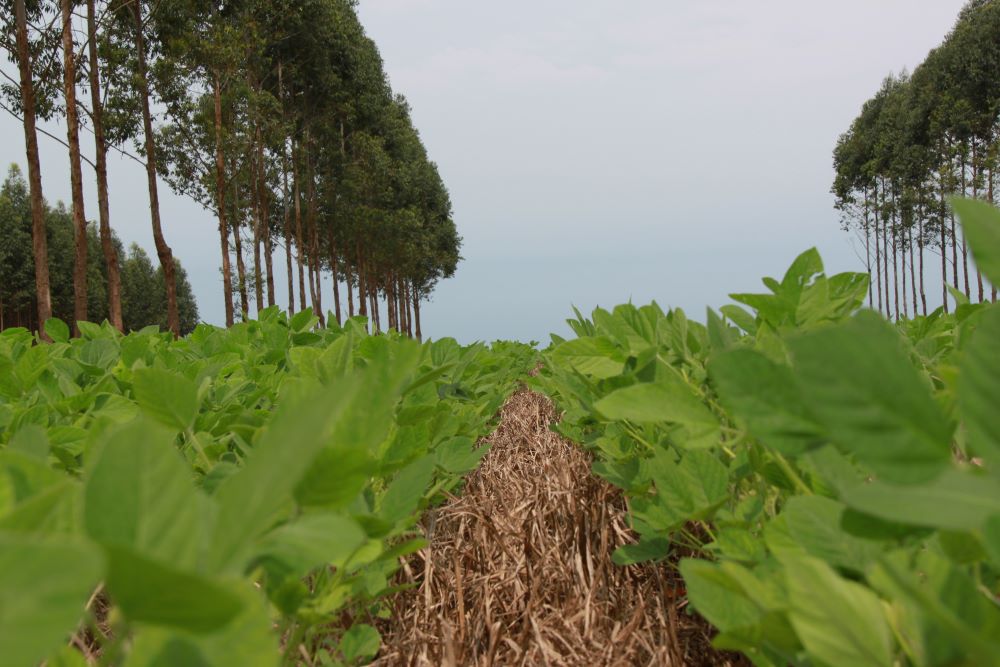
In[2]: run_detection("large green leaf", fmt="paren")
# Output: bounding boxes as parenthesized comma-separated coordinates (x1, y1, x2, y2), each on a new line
(85, 418, 208, 568)
(783, 553, 893, 667)
(838, 468, 1000, 531)
(952, 197, 1000, 286)
(647, 450, 728, 526)
(105, 546, 243, 633)
(709, 348, 822, 455)
(253, 513, 367, 575)
(0, 533, 103, 667)
(957, 305, 1000, 462)
(789, 312, 953, 483)
(548, 336, 625, 379)
(595, 373, 719, 447)
(132, 368, 200, 432)
(781, 495, 881, 572)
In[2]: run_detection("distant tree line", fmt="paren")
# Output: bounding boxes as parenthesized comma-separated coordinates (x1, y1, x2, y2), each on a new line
(832, 0, 999, 318)
(0, 0, 457, 339)
(0, 164, 199, 333)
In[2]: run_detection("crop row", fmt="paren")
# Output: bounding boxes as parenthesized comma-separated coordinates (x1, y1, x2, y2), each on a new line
(534, 200, 1000, 666)
(0, 309, 537, 666)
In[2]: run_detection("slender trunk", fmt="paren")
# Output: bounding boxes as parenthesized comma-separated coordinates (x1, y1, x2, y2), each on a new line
(328, 234, 341, 325)
(256, 127, 275, 308)
(863, 188, 872, 309)
(404, 278, 413, 338)
(61, 0, 89, 330)
(213, 73, 234, 327)
(991, 166, 998, 303)
(249, 142, 263, 315)
(292, 140, 307, 311)
(356, 242, 367, 318)
(900, 205, 908, 319)
(278, 63, 294, 314)
(891, 186, 899, 321)
(13, 0, 51, 335)
(346, 264, 354, 318)
(940, 170, 949, 313)
(881, 179, 890, 318)
(304, 141, 323, 325)
(961, 149, 970, 298)
(874, 184, 882, 315)
(918, 199, 926, 316)
(908, 217, 917, 316)
(87, 0, 122, 331)
(232, 173, 249, 321)
(413, 288, 422, 341)
(131, 1, 179, 337)
(973, 142, 984, 302)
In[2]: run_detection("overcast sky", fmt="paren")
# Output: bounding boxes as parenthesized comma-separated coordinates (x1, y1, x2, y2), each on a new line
(1, 0, 969, 343)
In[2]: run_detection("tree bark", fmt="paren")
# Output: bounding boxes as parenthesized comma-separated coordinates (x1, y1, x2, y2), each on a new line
(973, 141, 984, 302)
(14, 0, 52, 336)
(918, 198, 926, 316)
(304, 140, 323, 326)
(961, 149, 970, 298)
(86, 0, 123, 331)
(413, 287, 422, 341)
(278, 63, 294, 314)
(940, 170, 949, 313)
(328, 234, 341, 325)
(232, 172, 249, 321)
(292, 140, 307, 312)
(131, 1, 179, 337)
(256, 124, 275, 308)
(249, 143, 264, 314)
(873, 184, 882, 315)
(61, 0, 89, 330)
(213, 73, 235, 327)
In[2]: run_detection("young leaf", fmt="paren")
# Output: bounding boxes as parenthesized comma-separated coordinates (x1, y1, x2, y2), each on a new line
(132, 368, 200, 432)
(783, 554, 893, 667)
(788, 312, 953, 483)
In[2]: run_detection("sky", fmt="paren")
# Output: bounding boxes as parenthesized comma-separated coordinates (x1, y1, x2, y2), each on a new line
(0, 0, 970, 343)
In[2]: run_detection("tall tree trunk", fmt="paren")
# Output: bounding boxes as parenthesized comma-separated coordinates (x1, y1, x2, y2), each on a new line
(232, 174, 249, 321)
(356, 242, 367, 318)
(249, 144, 264, 314)
(874, 184, 882, 315)
(918, 199, 926, 316)
(881, 179, 891, 318)
(991, 166, 998, 303)
(412, 288, 422, 341)
(328, 235, 341, 325)
(131, 1, 179, 337)
(900, 208, 908, 319)
(961, 149, 971, 298)
(13, 0, 52, 336)
(257, 125, 275, 307)
(304, 141, 323, 326)
(940, 171, 949, 313)
(278, 63, 294, 314)
(891, 187, 899, 321)
(863, 188, 872, 309)
(86, 0, 122, 331)
(213, 73, 235, 327)
(973, 141, 984, 302)
(292, 140, 307, 312)
(908, 219, 917, 317)
(403, 277, 412, 338)
(346, 264, 354, 318)
(61, 0, 88, 331)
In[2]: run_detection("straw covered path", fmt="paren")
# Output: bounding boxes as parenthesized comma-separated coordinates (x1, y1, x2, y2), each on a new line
(374, 388, 746, 666)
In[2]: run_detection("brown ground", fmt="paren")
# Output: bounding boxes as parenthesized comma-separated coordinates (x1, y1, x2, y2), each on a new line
(374, 389, 748, 667)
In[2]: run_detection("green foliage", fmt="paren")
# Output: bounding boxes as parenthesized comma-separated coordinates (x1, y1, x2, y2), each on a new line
(0, 308, 538, 665)
(535, 202, 1000, 666)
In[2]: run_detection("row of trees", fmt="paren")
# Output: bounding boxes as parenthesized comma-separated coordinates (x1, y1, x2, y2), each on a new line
(1, 164, 199, 333)
(832, 0, 999, 319)
(0, 0, 458, 338)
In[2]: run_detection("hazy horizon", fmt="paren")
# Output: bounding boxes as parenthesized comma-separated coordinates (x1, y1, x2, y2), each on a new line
(0, 0, 969, 343)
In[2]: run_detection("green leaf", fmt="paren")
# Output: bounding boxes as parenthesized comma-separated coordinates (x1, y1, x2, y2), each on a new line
(788, 312, 953, 482)
(952, 197, 1000, 286)
(648, 450, 728, 526)
(612, 537, 670, 565)
(132, 368, 200, 432)
(595, 375, 718, 442)
(680, 558, 762, 632)
(783, 553, 893, 667)
(105, 546, 243, 633)
(44, 318, 70, 343)
(957, 305, 1000, 462)
(781, 495, 881, 572)
(339, 624, 381, 662)
(548, 336, 625, 379)
(709, 349, 822, 455)
(0, 533, 103, 667)
(838, 468, 1000, 531)
(378, 455, 436, 526)
(85, 418, 207, 568)
(254, 513, 367, 575)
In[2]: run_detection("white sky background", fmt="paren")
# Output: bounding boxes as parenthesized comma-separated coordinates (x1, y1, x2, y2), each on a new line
(0, 0, 970, 342)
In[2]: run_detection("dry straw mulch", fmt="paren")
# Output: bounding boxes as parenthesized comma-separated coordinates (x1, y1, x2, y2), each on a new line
(374, 389, 747, 667)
